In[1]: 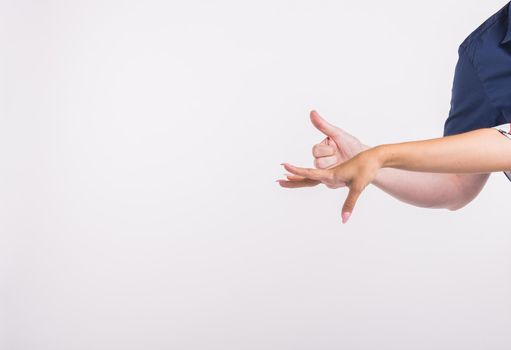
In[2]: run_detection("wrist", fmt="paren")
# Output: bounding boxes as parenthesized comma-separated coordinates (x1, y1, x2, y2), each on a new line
(370, 144, 392, 169)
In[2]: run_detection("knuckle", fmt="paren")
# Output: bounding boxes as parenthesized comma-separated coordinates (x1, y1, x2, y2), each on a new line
(325, 170, 336, 183)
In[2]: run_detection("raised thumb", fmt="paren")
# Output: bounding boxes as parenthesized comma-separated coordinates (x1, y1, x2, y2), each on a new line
(310, 110, 340, 137)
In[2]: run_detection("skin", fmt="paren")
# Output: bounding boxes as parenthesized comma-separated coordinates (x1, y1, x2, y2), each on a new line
(277, 111, 511, 224)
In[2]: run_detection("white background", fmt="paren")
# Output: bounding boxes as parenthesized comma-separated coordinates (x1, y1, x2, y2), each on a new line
(2, 0, 511, 349)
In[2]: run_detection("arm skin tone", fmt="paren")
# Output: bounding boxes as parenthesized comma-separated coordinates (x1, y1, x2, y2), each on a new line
(278, 111, 509, 223)
(354, 145, 489, 212)
(281, 111, 491, 212)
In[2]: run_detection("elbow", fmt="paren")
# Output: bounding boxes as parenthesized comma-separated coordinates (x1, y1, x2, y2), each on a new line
(446, 201, 467, 211)
(444, 175, 480, 211)
(443, 173, 489, 211)
(445, 192, 478, 211)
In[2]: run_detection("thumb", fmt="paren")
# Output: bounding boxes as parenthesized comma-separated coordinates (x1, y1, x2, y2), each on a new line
(341, 184, 363, 224)
(310, 110, 340, 137)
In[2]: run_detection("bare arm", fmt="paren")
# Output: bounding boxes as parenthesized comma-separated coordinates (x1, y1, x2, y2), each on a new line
(358, 143, 489, 211)
(378, 128, 511, 173)
(371, 127, 511, 210)
(281, 127, 511, 222)
(288, 111, 497, 211)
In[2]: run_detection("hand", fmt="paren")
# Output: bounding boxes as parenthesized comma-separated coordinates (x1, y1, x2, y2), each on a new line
(286, 110, 367, 189)
(310, 110, 365, 168)
(277, 148, 384, 224)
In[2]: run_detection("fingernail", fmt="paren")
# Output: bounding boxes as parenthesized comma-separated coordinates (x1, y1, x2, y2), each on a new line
(342, 212, 351, 224)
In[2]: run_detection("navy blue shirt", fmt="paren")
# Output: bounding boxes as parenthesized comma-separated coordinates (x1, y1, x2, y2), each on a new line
(443, 1, 511, 180)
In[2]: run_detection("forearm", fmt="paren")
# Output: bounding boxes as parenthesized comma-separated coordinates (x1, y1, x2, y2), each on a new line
(377, 128, 511, 173)
(370, 166, 487, 210)
(357, 131, 495, 209)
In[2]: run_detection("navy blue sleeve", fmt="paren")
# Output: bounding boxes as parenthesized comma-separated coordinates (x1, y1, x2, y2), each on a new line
(443, 47, 502, 137)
